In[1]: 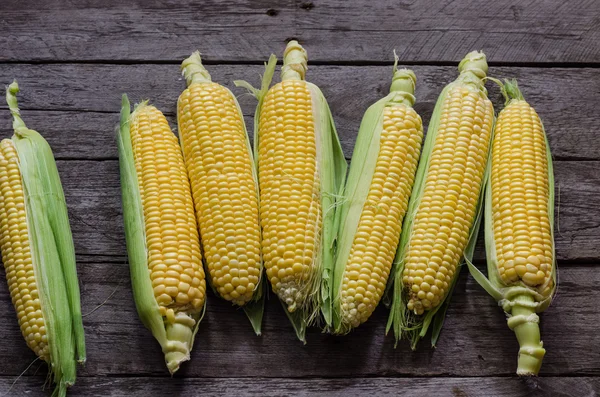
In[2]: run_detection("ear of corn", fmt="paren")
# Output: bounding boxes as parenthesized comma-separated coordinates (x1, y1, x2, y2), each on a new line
(387, 52, 494, 348)
(177, 51, 265, 335)
(117, 95, 206, 374)
(1, 81, 85, 397)
(236, 41, 347, 342)
(466, 79, 555, 376)
(331, 59, 423, 334)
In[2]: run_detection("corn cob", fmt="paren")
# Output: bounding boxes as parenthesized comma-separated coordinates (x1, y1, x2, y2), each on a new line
(467, 79, 555, 375)
(177, 52, 264, 334)
(0, 81, 85, 396)
(387, 51, 494, 347)
(332, 61, 423, 334)
(117, 95, 206, 373)
(236, 41, 347, 341)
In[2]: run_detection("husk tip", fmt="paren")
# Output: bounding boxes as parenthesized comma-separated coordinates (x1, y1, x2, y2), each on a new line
(282, 41, 308, 81)
(8, 80, 19, 95)
(390, 68, 417, 98)
(181, 51, 211, 85)
(181, 50, 202, 70)
(458, 50, 488, 78)
(502, 78, 525, 102)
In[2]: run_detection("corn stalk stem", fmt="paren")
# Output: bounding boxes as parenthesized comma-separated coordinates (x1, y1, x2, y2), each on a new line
(164, 313, 197, 374)
(508, 294, 546, 375)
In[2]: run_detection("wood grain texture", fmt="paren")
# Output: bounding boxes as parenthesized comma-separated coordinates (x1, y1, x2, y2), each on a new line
(14, 159, 595, 263)
(0, 64, 598, 160)
(0, 263, 598, 378)
(0, 0, 597, 393)
(1, 376, 598, 397)
(0, 0, 598, 63)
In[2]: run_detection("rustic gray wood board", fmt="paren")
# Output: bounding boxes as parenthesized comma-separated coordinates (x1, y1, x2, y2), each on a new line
(0, 158, 592, 264)
(1, 376, 598, 397)
(0, 0, 598, 395)
(0, 64, 597, 160)
(0, 264, 597, 378)
(0, 0, 598, 63)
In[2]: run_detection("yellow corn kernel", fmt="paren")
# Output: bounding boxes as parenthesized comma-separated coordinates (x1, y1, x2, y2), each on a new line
(178, 81, 261, 306)
(258, 79, 320, 312)
(402, 85, 494, 315)
(340, 105, 423, 327)
(0, 139, 49, 360)
(491, 100, 553, 296)
(130, 104, 206, 317)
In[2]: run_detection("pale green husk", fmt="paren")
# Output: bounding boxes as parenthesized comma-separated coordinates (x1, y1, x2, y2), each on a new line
(466, 79, 556, 376)
(235, 42, 347, 342)
(386, 51, 493, 349)
(179, 51, 265, 336)
(117, 95, 205, 374)
(5, 81, 85, 397)
(331, 60, 420, 334)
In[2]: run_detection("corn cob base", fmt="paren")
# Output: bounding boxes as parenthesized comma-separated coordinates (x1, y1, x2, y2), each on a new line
(506, 294, 546, 375)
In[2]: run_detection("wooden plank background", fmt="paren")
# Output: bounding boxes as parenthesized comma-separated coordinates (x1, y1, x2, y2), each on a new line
(0, 0, 598, 395)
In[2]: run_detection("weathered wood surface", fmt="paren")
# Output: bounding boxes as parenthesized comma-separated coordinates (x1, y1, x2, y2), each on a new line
(0, 0, 598, 395)
(0, 64, 598, 160)
(1, 376, 598, 397)
(0, 158, 587, 264)
(0, 263, 598, 378)
(0, 0, 598, 63)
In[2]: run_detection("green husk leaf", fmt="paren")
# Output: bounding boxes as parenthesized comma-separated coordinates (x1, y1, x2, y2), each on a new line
(233, 56, 278, 334)
(242, 278, 267, 336)
(117, 94, 168, 351)
(309, 82, 347, 329)
(330, 95, 389, 333)
(234, 54, 277, 166)
(387, 52, 493, 348)
(469, 80, 556, 375)
(281, 300, 307, 344)
(7, 81, 85, 397)
(231, 87, 266, 334)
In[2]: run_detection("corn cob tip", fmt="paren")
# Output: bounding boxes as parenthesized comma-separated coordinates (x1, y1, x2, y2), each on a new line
(458, 51, 488, 79)
(282, 40, 308, 81)
(181, 51, 212, 87)
(389, 68, 417, 105)
(130, 100, 152, 117)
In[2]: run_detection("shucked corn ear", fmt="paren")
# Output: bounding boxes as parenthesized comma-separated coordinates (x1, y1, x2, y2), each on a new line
(117, 95, 206, 374)
(0, 81, 85, 396)
(236, 41, 347, 341)
(387, 51, 494, 348)
(467, 80, 556, 376)
(331, 59, 423, 334)
(177, 52, 264, 335)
